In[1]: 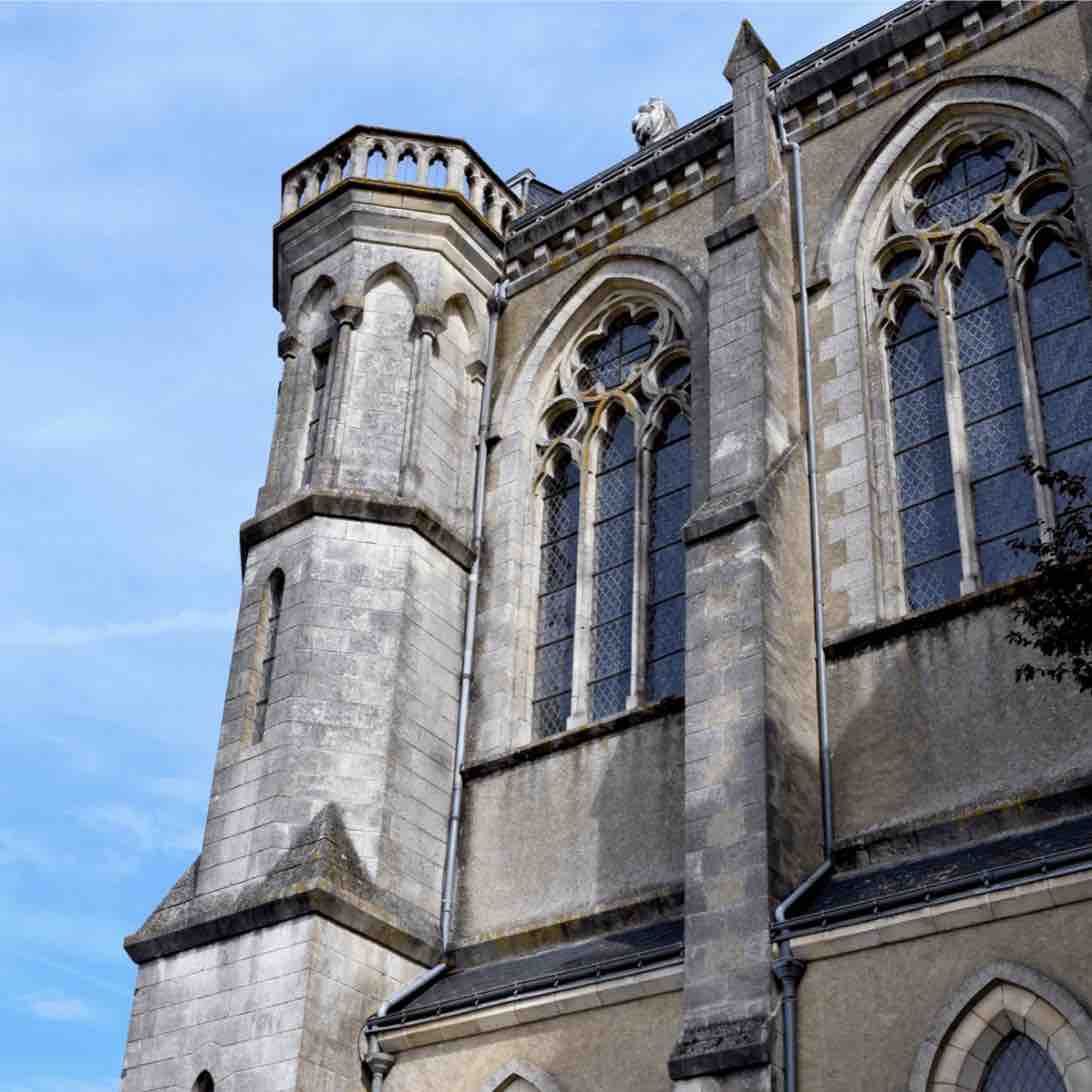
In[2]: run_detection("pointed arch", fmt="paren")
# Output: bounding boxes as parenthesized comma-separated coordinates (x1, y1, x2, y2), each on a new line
(297, 273, 338, 332)
(910, 962, 1092, 1092)
(363, 261, 419, 309)
(192, 1073, 214, 1092)
(478, 1060, 565, 1092)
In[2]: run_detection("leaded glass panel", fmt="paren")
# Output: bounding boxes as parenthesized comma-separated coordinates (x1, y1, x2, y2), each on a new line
(646, 407, 689, 701)
(981, 1034, 1065, 1092)
(582, 317, 656, 390)
(916, 145, 1013, 228)
(589, 416, 636, 721)
(534, 457, 580, 736)
(953, 245, 1035, 582)
(889, 305, 961, 609)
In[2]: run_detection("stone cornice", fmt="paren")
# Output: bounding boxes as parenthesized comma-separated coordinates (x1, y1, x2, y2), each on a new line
(240, 489, 475, 573)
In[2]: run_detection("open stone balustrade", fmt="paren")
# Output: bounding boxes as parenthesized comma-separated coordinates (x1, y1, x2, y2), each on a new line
(280, 126, 521, 235)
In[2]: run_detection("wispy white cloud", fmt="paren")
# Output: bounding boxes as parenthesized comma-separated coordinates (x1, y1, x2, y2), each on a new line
(77, 802, 202, 855)
(9, 406, 124, 454)
(0, 609, 235, 649)
(147, 775, 209, 805)
(23, 993, 94, 1023)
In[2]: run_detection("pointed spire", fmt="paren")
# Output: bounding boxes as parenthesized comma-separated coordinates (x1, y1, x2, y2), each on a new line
(724, 18, 780, 82)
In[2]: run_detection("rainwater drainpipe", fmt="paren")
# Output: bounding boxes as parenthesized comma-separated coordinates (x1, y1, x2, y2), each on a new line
(768, 92, 834, 1092)
(361, 278, 508, 1092)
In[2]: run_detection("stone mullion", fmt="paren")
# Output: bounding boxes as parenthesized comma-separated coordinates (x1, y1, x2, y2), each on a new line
(1011, 276, 1056, 532)
(628, 434, 652, 709)
(566, 435, 595, 730)
(939, 270, 982, 595)
(399, 311, 445, 497)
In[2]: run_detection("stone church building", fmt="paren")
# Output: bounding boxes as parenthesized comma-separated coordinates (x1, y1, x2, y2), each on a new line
(118, 2, 1092, 1091)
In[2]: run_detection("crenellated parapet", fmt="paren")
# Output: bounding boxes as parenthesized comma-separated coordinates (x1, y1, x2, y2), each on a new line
(279, 124, 522, 235)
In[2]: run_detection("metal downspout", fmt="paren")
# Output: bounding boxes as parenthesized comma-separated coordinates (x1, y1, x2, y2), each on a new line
(768, 93, 834, 1092)
(361, 279, 508, 1092)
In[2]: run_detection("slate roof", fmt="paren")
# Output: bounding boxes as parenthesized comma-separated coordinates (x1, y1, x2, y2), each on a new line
(777, 812, 1092, 940)
(370, 918, 683, 1029)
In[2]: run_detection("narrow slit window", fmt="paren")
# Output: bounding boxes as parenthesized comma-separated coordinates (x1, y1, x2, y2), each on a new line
(427, 156, 447, 188)
(589, 415, 636, 721)
(647, 405, 689, 701)
(397, 151, 417, 183)
(254, 569, 284, 741)
(533, 455, 580, 736)
(302, 343, 330, 487)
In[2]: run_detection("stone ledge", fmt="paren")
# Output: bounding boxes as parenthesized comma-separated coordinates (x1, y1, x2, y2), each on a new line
(682, 496, 759, 546)
(124, 883, 439, 968)
(461, 696, 684, 782)
(704, 211, 759, 254)
(240, 488, 475, 573)
(668, 1014, 771, 1080)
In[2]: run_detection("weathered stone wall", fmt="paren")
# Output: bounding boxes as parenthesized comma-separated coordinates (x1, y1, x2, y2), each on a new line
(384, 990, 681, 1092)
(828, 596, 1092, 841)
(120, 916, 420, 1092)
(201, 516, 465, 934)
(796, 901, 1092, 1092)
(455, 713, 684, 949)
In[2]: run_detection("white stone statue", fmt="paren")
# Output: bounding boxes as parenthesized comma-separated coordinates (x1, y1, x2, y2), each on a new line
(631, 97, 679, 147)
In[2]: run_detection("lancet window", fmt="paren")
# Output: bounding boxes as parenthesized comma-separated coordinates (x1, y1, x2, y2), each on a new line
(980, 1034, 1065, 1092)
(532, 299, 691, 736)
(254, 568, 284, 740)
(875, 123, 1092, 611)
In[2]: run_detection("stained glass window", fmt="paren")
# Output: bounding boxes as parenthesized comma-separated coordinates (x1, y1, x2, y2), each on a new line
(915, 143, 1014, 228)
(590, 415, 636, 721)
(952, 245, 1037, 585)
(1028, 240, 1092, 491)
(533, 455, 580, 736)
(647, 408, 689, 700)
(582, 316, 656, 389)
(879, 129, 1091, 611)
(981, 1034, 1065, 1092)
(888, 302, 961, 610)
(533, 311, 690, 735)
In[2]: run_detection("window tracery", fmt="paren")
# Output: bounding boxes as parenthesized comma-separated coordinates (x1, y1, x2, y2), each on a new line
(874, 122, 1092, 611)
(531, 297, 691, 736)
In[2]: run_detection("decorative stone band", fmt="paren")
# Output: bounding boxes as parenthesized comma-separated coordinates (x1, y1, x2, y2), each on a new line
(373, 961, 682, 1053)
(782, 866, 1092, 963)
(239, 489, 476, 574)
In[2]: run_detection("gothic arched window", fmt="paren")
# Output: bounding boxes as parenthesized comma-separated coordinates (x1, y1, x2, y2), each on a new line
(981, 1034, 1065, 1092)
(875, 123, 1092, 611)
(531, 300, 691, 736)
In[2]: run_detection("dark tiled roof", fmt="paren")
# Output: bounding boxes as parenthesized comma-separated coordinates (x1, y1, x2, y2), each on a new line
(780, 812, 1092, 937)
(524, 180, 563, 212)
(371, 918, 683, 1028)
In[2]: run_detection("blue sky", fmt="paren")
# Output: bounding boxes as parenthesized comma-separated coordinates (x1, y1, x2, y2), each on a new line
(0, 2, 892, 1087)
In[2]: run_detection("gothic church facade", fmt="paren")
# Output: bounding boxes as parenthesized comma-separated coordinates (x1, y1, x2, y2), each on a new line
(119, 4, 1092, 1092)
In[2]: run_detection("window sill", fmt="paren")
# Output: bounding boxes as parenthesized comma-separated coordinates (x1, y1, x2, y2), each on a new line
(462, 695, 685, 782)
(825, 570, 1049, 662)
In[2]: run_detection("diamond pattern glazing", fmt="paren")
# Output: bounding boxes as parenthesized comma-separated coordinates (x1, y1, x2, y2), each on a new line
(905, 553, 962, 611)
(582, 317, 656, 389)
(916, 147, 1011, 227)
(900, 493, 959, 566)
(982, 1034, 1066, 1092)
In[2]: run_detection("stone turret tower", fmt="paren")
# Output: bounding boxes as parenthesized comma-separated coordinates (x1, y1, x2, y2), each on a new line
(119, 128, 519, 1092)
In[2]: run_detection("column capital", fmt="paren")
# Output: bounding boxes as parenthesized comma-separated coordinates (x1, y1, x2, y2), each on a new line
(412, 303, 446, 340)
(330, 295, 364, 328)
(277, 330, 302, 359)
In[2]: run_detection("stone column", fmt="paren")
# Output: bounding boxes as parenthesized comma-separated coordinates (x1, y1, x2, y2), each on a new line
(315, 294, 364, 489)
(398, 306, 445, 496)
(256, 330, 303, 512)
(670, 19, 821, 1092)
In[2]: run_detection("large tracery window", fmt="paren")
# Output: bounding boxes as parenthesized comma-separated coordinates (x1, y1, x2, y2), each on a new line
(875, 122, 1092, 612)
(531, 300, 692, 736)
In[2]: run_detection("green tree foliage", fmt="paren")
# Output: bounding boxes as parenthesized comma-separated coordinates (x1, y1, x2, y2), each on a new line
(1007, 458, 1092, 692)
